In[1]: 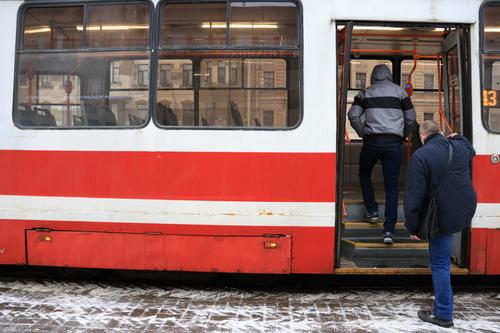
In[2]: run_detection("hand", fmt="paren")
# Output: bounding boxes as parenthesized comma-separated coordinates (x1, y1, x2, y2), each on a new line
(447, 132, 458, 139)
(410, 234, 421, 240)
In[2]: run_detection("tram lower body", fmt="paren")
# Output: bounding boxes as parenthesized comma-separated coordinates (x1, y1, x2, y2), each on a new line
(0, 150, 498, 275)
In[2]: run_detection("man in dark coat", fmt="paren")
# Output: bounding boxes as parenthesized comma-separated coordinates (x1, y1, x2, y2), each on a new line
(404, 120, 477, 328)
(348, 64, 416, 244)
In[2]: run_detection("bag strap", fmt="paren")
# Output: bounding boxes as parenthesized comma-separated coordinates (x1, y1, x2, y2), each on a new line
(432, 140, 454, 198)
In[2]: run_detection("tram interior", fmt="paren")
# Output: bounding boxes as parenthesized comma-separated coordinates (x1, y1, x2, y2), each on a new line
(337, 23, 471, 271)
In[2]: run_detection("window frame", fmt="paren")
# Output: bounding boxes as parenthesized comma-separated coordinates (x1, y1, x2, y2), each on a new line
(263, 71, 275, 88)
(154, 0, 303, 131)
(137, 64, 150, 88)
(13, 0, 155, 130)
(159, 64, 173, 88)
(111, 64, 121, 84)
(479, 0, 500, 134)
(354, 72, 366, 89)
(423, 74, 434, 90)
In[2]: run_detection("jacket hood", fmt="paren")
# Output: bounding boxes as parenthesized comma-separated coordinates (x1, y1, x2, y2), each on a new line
(371, 64, 393, 84)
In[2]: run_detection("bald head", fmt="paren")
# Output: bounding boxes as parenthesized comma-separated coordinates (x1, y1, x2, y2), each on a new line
(419, 120, 441, 144)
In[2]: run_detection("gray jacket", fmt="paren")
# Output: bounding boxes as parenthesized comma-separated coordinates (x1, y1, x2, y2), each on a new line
(348, 64, 416, 139)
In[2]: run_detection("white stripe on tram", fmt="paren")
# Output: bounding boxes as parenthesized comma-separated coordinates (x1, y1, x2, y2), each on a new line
(0, 195, 497, 229)
(472, 203, 500, 229)
(0, 195, 335, 227)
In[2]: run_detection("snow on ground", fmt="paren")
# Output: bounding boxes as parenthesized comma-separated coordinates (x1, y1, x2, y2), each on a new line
(0, 278, 498, 332)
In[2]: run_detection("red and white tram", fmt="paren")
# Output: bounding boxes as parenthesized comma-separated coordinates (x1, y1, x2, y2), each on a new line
(0, 0, 498, 275)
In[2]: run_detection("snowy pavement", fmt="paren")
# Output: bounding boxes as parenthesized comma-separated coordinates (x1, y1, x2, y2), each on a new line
(0, 277, 498, 332)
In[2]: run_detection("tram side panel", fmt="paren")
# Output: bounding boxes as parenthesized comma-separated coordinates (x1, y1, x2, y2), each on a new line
(0, 0, 340, 274)
(0, 151, 336, 273)
(471, 155, 500, 275)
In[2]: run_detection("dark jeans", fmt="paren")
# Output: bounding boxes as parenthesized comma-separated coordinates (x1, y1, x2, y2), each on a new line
(429, 233, 454, 321)
(359, 137, 403, 233)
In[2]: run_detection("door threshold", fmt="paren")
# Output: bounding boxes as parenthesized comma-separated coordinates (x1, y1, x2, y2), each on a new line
(334, 267, 469, 275)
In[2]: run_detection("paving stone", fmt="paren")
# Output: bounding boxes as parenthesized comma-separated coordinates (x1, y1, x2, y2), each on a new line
(0, 278, 497, 332)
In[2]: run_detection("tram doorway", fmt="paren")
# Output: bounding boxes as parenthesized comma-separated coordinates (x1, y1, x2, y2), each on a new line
(335, 22, 472, 272)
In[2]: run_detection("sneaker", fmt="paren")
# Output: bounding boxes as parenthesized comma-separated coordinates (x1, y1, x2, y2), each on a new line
(417, 310, 453, 328)
(366, 211, 379, 224)
(383, 232, 393, 244)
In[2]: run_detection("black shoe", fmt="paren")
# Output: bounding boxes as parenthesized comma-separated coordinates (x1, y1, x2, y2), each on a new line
(366, 211, 379, 224)
(418, 310, 453, 328)
(383, 232, 393, 244)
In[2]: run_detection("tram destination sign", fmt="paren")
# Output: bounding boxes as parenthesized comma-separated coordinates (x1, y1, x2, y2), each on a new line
(483, 89, 499, 107)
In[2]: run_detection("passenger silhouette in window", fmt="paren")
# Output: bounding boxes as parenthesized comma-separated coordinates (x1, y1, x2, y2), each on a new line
(101, 106, 117, 126)
(156, 102, 178, 126)
(229, 100, 243, 126)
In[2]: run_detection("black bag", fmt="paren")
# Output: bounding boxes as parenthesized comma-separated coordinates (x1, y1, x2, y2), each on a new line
(416, 141, 453, 241)
(417, 196, 439, 241)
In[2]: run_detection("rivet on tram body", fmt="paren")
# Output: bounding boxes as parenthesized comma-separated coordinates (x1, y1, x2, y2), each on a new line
(264, 241, 278, 249)
(491, 154, 500, 165)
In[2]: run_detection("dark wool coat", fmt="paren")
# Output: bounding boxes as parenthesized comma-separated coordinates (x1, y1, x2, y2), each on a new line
(404, 134, 477, 235)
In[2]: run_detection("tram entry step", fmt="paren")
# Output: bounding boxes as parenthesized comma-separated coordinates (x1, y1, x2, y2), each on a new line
(340, 196, 429, 269)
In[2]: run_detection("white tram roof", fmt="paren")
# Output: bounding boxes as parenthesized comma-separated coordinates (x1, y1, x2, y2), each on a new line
(21, 0, 484, 24)
(325, 0, 481, 24)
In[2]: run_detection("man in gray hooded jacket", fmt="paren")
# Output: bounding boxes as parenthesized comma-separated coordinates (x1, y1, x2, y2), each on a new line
(348, 64, 416, 244)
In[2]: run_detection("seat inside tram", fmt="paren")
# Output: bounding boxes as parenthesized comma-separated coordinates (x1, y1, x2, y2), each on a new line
(336, 23, 471, 271)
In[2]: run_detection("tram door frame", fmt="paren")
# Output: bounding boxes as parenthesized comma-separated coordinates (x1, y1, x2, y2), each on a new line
(334, 21, 353, 268)
(334, 22, 473, 269)
(442, 26, 473, 268)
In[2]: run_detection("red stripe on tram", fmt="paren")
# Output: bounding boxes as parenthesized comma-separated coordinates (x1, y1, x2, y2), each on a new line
(473, 155, 500, 203)
(0, 150, 336, 202)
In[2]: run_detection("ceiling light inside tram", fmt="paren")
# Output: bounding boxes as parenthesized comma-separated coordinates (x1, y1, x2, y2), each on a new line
(201, 22, 278, 29)
(75, 25, 149, 31)
(485, 27, 500, 32)
(352, 26, 404, 31)
(24, 26, 51, 34)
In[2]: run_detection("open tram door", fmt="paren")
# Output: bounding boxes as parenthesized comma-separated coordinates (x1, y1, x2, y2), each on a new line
(441, 27, 473, 268)
(335, 21, 473, 272)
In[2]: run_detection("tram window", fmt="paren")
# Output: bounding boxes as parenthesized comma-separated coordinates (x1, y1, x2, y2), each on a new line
(87, 4, 149, 49)
(481, 3, 500, 133)
(481, 60, 500, 132)
(22, 6, 83, 50)
(156, 59, 194, 126)
(15, 3, 151, 128)
(229, 2, 298, 47)
(15, 51, 150, 128)
(16, 71, 81, 126)
(198, 89, 288, 127)
(156, 0, 301, 129)
(160, 3, 227, 48)
(483, 4, 500, 52)
(156, 55, 297, 128)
